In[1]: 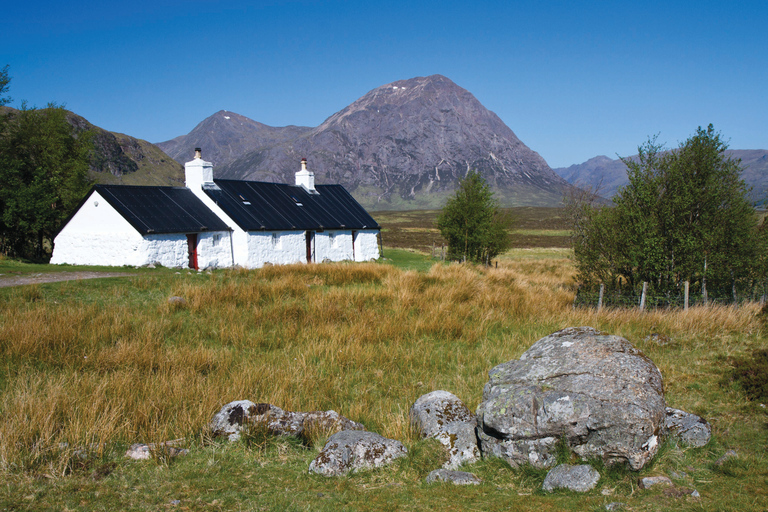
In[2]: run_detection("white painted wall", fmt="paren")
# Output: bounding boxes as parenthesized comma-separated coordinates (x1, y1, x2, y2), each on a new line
(315, 231, 354, 262)
(197, 232, 235, 269)
(245, 231, 305, 268)
(51, 191, 145, 266)
(354, 230, 380, 261)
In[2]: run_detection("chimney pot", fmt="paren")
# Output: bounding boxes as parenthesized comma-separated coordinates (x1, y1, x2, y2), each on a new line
(195, 148, 202, 159)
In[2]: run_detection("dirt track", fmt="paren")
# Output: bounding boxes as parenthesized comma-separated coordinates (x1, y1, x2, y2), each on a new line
(0, 271, 132, 288)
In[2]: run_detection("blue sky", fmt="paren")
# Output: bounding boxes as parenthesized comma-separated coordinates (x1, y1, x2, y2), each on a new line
(3, 0, 766, 168)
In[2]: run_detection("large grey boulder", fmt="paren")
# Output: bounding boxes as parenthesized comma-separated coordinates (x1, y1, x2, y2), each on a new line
(210, 400, 364, 441)
(410, 391, 480, 469)
(664, 407, 711, 447)
(476, 327, 666, 470)
(308, 431, 407, 476)
(542, 464, 600, 492)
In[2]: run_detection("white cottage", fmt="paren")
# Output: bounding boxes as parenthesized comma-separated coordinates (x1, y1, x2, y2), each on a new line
(184, 151, 381, 268)
(51, 151, 381, 269)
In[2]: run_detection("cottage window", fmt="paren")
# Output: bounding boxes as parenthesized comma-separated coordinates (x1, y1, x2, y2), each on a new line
(212, 234, 221, 247)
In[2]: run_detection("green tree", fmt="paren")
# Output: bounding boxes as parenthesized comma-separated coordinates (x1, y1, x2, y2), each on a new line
(436, 170, 512, 263)
(0, 68, 93, 258)
(571, 125, 766, 302)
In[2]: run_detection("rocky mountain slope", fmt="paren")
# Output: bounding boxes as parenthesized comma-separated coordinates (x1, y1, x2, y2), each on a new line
(157, 111, 311, 169)
(554, 150, 768, 204)
(160, 75, 571, 209)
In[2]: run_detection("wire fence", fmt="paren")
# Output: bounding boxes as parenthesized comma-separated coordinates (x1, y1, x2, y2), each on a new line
(574, 280, 768, 310)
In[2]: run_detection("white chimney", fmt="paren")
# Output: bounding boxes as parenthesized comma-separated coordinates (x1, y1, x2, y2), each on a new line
(185, 147, 214, 189)
(295, 157, 316, 192)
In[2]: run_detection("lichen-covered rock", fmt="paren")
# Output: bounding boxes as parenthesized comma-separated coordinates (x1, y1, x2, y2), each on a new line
(209, 401, 364, 442)
(410, 391, 480, 469)
(426, 468, 482, 485)
(542, 464, 600, 492)
(410, 391, 474, 437)
(125, 439, 188, 460)
(434, 421, 481, 469)
(476, 327, 666, 470)
(209, 400, 264, 441)
(665, 407, 711, 447)
(308, 431, 407, 476)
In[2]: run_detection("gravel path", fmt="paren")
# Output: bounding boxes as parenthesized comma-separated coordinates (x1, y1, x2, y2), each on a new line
(0, 271, 133, 288)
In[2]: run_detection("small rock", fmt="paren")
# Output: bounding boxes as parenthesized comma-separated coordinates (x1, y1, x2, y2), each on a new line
(600, 488, 614, 495)
(410, 391, 474, 438)
(691, 490, 700, 498)
(665, 407, 711, 447)
(645, 333, 671, 345)
(308, 431, 407, 476)
(669, 470, 687, 479)
(426, 469, 482, 485)
(433, 421, 481, 469)
(605, 503, 627, 511)
(542, 464, 600, 492)
(209, 401, 364, 442)
(170, 500, 181, 506)
(410, 391, 480, 468)
(714, 449, 738, 466)
(168, 296, 187, 306)
(125, 439, 188, 460)
(664, 486, 695, 497)
(638, 475, 673, 489)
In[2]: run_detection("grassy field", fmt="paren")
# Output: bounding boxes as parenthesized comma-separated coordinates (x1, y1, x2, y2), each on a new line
(374, 207, 572, 253)
(0, 210, 766, 511)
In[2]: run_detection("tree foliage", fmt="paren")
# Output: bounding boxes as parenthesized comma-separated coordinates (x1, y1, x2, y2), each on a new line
(0, 67, 93, 259)
(0, 65, 10, 107)
(436, 170, 512, 263)
(569, 125, 767, 301)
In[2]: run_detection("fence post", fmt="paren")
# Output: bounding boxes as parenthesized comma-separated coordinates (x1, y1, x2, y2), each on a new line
(597, 284, 604, 312)
(684, 281, 689, 311)
(639, 282, 647, 311)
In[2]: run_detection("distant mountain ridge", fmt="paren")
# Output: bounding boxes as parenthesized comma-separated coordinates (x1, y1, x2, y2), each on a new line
(554, 150, 768, 204)
(157, 111, 311, 169)
(159, 75, 572, 209)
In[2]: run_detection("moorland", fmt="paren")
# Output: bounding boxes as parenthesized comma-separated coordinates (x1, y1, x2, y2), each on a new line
(0, 207, 765, 511)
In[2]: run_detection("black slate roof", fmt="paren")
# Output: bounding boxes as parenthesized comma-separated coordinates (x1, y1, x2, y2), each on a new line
(205, 180, 380, 232)
(92, 184, 231, 235)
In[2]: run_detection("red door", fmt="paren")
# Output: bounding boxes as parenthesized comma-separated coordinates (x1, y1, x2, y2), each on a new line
(305, 231, 314, 263)
(187, 234, 198, 270)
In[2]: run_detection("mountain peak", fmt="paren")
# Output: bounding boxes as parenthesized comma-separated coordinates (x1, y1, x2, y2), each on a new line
(214, 75, 568, 208)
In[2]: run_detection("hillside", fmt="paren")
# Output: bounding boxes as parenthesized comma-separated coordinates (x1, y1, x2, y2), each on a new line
(65, 111, 184, 187)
